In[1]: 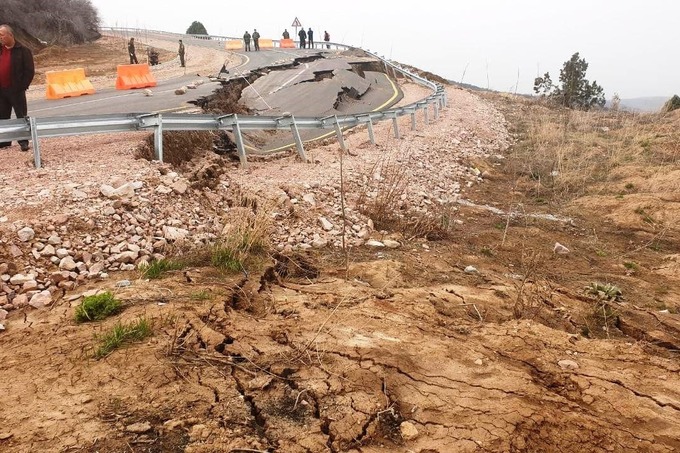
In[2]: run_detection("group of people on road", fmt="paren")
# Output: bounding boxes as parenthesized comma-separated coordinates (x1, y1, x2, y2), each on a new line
(0, 21, 335, 153)
(128, 37, 185, 67)
(297, 28, 313, 48)
(282, 28, 331, 49)
(243, 29, 261, 51)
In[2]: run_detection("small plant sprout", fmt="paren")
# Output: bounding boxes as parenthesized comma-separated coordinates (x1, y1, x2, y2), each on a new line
(586, 282, 623, 302)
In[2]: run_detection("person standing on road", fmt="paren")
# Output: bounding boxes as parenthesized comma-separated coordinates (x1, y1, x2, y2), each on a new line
(252, 29, 260, 51)
(324, 30, 330, 49)
(128, 37, 138, 64)
(0, 24, 34, 152)
(282, 29, 290, 39)
(178, 39, 185, 67)
(243, 31, 251, 51)
(298, 28, 306, 49)
(307, 28, 314, 48)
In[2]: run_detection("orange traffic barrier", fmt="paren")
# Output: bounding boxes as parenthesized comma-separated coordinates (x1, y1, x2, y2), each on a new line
(115, 64, 157, 90)
(280, 38, 295, 48)
(259, 39, 274, 49)
(45, 68, 95, 100)
(226, 40, 243, 50)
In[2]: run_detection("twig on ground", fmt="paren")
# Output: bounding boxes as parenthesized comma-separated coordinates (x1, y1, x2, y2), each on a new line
(293, 389, 307, 410)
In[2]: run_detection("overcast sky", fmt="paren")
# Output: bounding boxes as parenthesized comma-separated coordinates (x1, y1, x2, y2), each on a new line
(90, 0, 678, 99)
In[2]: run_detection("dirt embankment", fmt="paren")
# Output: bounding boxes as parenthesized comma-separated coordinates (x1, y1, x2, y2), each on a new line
(0, 38, 679, 453)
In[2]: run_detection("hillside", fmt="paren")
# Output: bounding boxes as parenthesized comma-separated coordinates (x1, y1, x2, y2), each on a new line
(618, 96, 669, 112)
(0, 37, 679, 453)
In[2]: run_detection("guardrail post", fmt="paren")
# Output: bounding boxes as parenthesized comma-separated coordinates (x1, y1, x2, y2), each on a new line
(154, 114, 163, 162)
(28, 117, 41, 169)
(289, 115, 307, 162)
(410, 111, 416, 131)
(424, 105, 430, 125)
(391, 113, 400, 139)
(366, 118, 375, 145)
(232, 114, 248, 167)
(357, 115, 375, 145)
(333, 115, 347, 151)
(432, 100, 439, 120)
(138, 113, 164, 162)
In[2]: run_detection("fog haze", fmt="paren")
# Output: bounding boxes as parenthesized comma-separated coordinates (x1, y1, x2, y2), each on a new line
(89, 0, 678, 100)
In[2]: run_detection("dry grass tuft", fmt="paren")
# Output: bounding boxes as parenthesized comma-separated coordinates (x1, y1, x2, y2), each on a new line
(356, 153, 453, 240)
(506, 101, 680, 201)
(212, 196, 273, 273)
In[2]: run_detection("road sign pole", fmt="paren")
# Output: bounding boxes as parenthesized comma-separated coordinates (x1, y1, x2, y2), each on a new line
(291, 17, 302, 43)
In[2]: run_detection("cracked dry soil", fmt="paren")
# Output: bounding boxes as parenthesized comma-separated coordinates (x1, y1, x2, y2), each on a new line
(1, 37, 680, 453)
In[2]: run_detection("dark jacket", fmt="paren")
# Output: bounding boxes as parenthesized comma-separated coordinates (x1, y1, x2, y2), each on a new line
(0, 41, 34, 91)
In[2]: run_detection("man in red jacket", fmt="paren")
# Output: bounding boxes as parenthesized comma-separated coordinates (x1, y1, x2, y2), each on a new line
(0, 24, 35, 151)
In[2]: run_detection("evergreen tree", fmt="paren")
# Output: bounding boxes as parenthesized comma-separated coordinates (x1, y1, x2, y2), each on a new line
(533, 72, 553, 96)
(535, 53, 606, 111)
(186, 21, 208, 35)
(662, 95, 680, 113)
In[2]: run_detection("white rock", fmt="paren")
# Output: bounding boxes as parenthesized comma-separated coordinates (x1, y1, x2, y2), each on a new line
(318, 217, 333, 231)
(156, 185, 173, 195)
(18, 227, 35, 242)
(163, 226, 189, 241)
(553, 242, 570, 255)
(464, 265, 478, 274)
(171, 181, 188, 194)
(400, 421, 419, 441)
(41, 244, 56, 256)
(9, 274, 33, 285)
(558, 359, 579, 370)
(303, 193, 316, 206)
(312, 238, 328, 248)
(125, 422, 152, 433)
(59, 256, 78, 271)
(100, 183, 135, 199)
(29, 290, 53, 308)
(365, 239, 385, 247)
(383, 239, 401, 249)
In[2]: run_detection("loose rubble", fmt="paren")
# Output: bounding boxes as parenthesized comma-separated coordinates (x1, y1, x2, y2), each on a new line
(0, 85, 511, 318)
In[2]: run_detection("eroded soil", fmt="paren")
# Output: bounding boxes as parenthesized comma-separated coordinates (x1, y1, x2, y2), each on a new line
(1, 39, 679, 453)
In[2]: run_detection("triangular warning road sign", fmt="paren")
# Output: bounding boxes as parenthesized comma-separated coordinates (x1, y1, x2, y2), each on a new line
(291, 17, 301, 27)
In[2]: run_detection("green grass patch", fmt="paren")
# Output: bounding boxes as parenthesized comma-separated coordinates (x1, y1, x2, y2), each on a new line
(94, 317, 153, 359)
(140, 259, 186, 279)
(75, 292, 122, 323)
(211, 245, 244, 272)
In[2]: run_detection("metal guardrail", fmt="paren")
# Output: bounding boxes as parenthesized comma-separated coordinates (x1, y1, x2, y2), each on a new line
(0, 27, 448, 168)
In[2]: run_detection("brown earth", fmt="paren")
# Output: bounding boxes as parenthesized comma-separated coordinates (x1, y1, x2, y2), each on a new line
(1, 40, 679, 453)
(32, 36, 176, 85)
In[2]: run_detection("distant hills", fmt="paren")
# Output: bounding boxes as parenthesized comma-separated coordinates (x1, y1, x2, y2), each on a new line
(617, 97, 669, 113)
